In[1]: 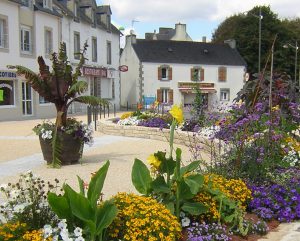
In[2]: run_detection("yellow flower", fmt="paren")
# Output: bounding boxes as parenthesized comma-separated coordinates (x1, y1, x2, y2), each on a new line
(272, 105, 280, 111)
(147, 154, 161, 169)
(169, 105, 184, 124)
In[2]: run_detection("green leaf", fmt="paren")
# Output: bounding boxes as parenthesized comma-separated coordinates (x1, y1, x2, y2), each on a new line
(87, 161, 110, 207)
(151, 176, 170, 193)
(131, 159, 152, 195)
(64, 184, 96, 233)
(184, 174, 204, 194)
(47, 193, 72, 220)
(77, 175, 85, 196)
(165, 202, 175, 215)
(177, 180, 194, 200)
(95, 200, 118, 235)
(180, 161, 201, 177)
(159, 152, 176, 176)
(181, 202, 208, 215)
(67, 80, 88, 95)
(74, 95, 109, 106)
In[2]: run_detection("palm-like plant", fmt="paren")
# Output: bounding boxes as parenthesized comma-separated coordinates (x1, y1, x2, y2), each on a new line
(8, 42, 108, 166)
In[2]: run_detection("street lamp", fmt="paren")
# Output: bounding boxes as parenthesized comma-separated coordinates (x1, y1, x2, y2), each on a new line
(246, 7, 263, 74)
(283, 41, 298, 85)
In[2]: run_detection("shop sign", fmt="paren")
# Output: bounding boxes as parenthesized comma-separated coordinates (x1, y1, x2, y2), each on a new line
(82, 67, 107, 77)
(178, 82, 214, 89)
(0, 71, 17, 80)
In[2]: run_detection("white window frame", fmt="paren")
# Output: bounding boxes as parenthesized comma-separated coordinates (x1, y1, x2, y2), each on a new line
(161, 88, 169, 103)
(74, 2, 78, 17)
(20, 25, 32, 54)
(220, 89, 230, 101)
(161, 67, 169, 80)
(92, 37, 97, 62)
(74, 32, 80, 60)
(0, 17, 8, 49)
(107, 41, 111, 65)
(43, 0, 52, 9)
(39, 95, 50, 105)
(44, 28, 53, 57)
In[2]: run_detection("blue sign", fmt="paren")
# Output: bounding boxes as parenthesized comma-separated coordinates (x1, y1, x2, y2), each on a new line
(144, 96, 156, 105)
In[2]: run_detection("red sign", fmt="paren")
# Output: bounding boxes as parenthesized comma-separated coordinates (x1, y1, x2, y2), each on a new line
(119, 65, 128, 72)
(82, 67, 107, 77)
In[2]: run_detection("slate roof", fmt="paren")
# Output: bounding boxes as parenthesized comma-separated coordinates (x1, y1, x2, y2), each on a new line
(132, 40, 246, 66)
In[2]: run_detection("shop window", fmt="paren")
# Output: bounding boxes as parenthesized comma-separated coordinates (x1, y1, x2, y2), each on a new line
(0, 80, 14, 106)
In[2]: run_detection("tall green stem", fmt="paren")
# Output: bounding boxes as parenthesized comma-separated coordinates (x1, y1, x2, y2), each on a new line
(169, 121, 176, 158)
(175, 148, 182, 220)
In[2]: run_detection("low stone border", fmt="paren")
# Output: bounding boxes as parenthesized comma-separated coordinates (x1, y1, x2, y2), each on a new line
(97, 119, 207, 146)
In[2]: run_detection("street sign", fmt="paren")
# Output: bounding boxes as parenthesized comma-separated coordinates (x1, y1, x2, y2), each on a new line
(119, 65, 128, 72)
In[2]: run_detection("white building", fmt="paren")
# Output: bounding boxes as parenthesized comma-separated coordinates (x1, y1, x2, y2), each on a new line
(120, 34, 246, 112)
(0, 0, 121, 121)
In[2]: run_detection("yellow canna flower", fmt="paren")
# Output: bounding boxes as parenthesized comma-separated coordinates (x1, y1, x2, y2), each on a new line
(272, 105, 280, 111)
(147, 154, 161, 169)
(169, 105, 184, 124)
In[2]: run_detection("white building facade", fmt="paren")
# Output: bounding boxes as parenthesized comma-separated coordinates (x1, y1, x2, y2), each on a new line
(120, 34, 246, 112)
(0, 0, 120, 121)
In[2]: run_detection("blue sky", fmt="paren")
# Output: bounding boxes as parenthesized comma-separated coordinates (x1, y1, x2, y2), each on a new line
(96, 0, 300, 45)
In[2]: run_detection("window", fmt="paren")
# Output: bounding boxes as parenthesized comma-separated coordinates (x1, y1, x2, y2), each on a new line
(112, 79, 115, 99)
(20, 26, 32, 54)
(43, 0, 52, 9)
(74, 2, 78, 17)
(0, 80, 14, 106)
(92, 37, 97, 62)
(220, 89, 230, 101)
(157, 89, 173, 103)
(45, 29, 53, 56)
(0, 17, 8, 49)
(107, 41, 111, 64)
(74, 32, 80, 59)
(39, 95, 49, 104)
(158, 66, 172, 81)
(218, 66, 227, 82)
(21, 0, 32, 8)
(191, 67, 204, 81)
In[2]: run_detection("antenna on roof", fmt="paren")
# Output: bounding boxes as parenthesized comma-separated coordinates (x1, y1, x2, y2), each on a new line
(131, 19, 140, 28)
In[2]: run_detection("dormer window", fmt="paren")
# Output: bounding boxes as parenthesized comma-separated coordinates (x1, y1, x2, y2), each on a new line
(21, 0, 32, 8)
(43, 0, 52, 9)
(74, 2, 78, 17)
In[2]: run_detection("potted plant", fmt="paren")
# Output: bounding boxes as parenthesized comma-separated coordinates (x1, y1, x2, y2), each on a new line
(8, 42, 108, 167)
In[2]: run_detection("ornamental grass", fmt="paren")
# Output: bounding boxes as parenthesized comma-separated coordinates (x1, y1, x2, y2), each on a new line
(107, 193, 181, 241)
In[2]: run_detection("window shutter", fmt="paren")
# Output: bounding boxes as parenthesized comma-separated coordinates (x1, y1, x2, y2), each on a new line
(200, 68, 204, 81)
(157, 89, 162, 102)
(158, 67, 162, 80)
(190, 68, 194, 81)
(168, 89, 173, 103)
(219, 67, 227, 81)
(168, 67, 172, 80)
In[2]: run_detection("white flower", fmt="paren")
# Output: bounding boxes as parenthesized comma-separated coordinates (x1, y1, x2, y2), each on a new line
(75, 237, 85, 241)
(13, 204, 26, 213)
(181, 217, 190, 227)
(0, 184, 8, 190)
(43, 224, 53, 238)
(58, 219, 68, 230)
(74, 227, 83, 237)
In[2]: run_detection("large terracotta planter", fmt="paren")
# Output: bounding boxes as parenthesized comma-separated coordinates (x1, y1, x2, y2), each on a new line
(39, 132, 84, 165)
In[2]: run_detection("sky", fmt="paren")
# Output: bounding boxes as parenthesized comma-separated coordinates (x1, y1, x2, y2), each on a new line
(96, 0, 300, 46)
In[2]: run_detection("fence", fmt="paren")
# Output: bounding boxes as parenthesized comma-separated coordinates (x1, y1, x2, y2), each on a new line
(87, 104, 116, 130)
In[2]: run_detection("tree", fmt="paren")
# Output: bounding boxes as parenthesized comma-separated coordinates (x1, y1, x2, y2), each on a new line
(212, 5, 297, 78)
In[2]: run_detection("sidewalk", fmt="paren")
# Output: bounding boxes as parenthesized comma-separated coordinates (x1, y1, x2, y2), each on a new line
(0, 117, 299, 240)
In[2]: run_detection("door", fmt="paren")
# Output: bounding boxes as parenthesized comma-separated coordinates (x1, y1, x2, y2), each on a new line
(22, 82, 33, 115)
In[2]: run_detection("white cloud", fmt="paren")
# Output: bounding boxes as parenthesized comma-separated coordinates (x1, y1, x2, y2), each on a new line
(101, 0, 300, 22)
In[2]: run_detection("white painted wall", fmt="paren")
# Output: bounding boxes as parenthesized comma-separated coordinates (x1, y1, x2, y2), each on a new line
(120, 36, 140, 107)
(142, 62, 245, 107)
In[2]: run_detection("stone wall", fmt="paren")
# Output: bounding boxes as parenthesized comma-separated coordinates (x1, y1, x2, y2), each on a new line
(97, 119, 210, 148)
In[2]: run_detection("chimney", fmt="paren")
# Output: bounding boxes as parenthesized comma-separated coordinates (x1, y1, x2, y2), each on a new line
(202, 36, 206, 43)
(125, 31, 136, 46)
(171, 23, 192, 41)
(224, 39, 236, 49)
